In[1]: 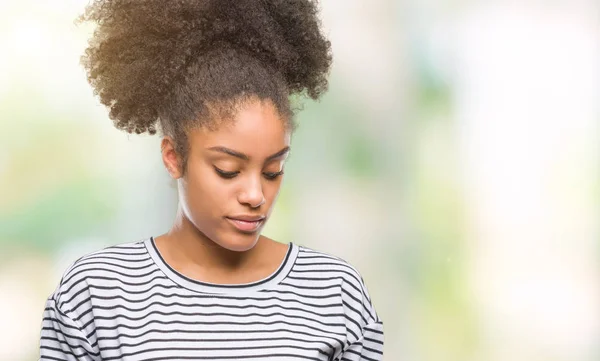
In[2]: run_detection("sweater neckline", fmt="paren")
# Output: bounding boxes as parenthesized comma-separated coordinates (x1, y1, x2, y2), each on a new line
(144, 237, 298, 294)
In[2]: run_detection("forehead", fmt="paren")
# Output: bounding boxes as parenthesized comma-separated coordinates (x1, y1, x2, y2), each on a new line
(189, 100, 291, 156)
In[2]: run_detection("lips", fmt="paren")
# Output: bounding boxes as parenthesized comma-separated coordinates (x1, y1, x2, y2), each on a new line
(226, 216, 265, 233)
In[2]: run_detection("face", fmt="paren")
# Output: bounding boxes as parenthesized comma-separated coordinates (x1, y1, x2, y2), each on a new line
(162, 99, 291, 252)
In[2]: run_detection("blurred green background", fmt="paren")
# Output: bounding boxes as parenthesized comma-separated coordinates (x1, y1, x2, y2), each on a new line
(1, 1, 599, 360)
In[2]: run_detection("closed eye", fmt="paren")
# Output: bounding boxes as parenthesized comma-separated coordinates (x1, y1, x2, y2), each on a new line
(214, 167, 284, 180)
(263, 170, 284, 180)
(214, 167, 239, 179)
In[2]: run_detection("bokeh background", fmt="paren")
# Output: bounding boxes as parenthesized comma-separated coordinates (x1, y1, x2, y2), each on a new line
(1, 0, 598, 360)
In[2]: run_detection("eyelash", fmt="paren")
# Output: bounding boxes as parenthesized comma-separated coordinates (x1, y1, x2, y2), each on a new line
(214, 167, 284, 180)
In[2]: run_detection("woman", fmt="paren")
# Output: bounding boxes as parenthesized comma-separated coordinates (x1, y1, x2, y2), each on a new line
(39, 0, 384, 360)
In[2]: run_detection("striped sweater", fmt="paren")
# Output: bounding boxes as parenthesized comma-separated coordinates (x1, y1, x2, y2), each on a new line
(40, 238, 384, 360)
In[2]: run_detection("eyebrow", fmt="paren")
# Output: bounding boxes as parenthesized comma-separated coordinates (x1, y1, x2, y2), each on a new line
(207, 146, 290, 162)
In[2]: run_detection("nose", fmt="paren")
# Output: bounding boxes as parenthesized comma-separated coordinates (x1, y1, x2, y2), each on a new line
(237, 175, 266, 208)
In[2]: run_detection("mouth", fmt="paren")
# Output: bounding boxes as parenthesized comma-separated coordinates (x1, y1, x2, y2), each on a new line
(225, 217, 265, 233)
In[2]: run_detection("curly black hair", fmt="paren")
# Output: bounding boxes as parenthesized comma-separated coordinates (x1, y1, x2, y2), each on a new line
(78, 0, 332, 168)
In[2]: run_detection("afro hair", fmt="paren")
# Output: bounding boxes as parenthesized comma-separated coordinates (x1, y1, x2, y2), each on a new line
(78, 0, 332, 144)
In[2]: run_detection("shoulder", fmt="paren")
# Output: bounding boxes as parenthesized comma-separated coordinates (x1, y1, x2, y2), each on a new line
(293, 244, 382, 344)
(51, 239, 150, 305)
(294, 244, 380, 320)
(294, 244, 366, 287)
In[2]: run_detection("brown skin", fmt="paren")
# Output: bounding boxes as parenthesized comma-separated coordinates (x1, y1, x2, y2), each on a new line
(154, 99, 291, 285)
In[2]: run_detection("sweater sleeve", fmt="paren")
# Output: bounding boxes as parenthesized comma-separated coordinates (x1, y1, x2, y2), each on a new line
(39, 296, 99, 361)
(336, 261, 384, 361)
(339, 320, 384, 361)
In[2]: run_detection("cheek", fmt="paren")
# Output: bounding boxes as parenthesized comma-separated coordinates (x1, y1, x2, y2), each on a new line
(263, 178, 284, 205)
(179, 166, 229, 223)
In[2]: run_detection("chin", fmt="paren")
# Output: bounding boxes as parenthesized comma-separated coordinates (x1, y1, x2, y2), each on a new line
(216, 234, 260, 252)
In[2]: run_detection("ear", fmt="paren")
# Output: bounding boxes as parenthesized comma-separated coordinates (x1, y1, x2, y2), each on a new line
(160, 136, 183, 179)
